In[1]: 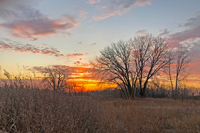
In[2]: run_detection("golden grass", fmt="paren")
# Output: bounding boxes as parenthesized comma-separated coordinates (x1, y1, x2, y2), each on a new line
(0, 87, 200, 133)
(98, 98, 200, 133)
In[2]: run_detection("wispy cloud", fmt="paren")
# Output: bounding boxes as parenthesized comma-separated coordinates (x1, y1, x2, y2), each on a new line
(67, 53, 84, 58)
(30, 38, 38, 41)
(78, 9, 88, 20)
(93, 0, 151, 21)
(0, 38, 64, 57)
(136, 29, 148, 35)
(87, 0, 100, 4)
(62, 14, 80, 27)
(74, 61, 81, 65)
(159, 29, 170, 37)
(91, 43, 96, 45)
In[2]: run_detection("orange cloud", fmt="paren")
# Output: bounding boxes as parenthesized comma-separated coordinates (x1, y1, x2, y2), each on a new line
(74, 61, 81, 65)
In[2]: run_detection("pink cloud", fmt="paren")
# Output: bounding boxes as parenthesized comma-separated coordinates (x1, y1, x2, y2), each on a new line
(170, 26, 200, 43)
(64, 32, 73, 38)
(136, 29, 148, 35)
(0, 38, 64, 57)
(93, 9, 123, 21)
(78, 42, 82, 44)
(67, 53, 84, 58)
(0, 7, 79, 39)
(0, 18, 77, 39)
(78, 10, 88, 20)
(165, 14, 200, 48)
(30, 38, 38, 41)
(87, 0, 100, 4)
(91, 43, 97, 45)
(43, 44, 48, 46)
(93, 0, 151, 21)
(62, 14, 80, 27)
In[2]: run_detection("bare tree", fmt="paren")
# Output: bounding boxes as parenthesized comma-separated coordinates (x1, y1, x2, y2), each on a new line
(90, 40, 136, 98)
(91, 34, 173, 98)
(42, 66, 69, 91)
(131, 35, 173, 97)
(165, 51, 176, 97)
(167, 46, 190, 98)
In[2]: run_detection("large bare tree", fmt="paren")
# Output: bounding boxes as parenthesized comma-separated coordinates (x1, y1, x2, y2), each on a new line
(91, 34, 173, 98)
(90, 40, 136, 98)
(131, 35, 173, 97)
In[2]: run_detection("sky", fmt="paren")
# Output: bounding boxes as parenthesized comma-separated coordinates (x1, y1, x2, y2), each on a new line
(0, 0, 200, 89)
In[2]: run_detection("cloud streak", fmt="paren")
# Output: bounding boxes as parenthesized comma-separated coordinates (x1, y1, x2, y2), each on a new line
(87, 0, 100, 4)
(93, 0, 151, 21)
(67, 53, 84, 58)
(136, 29, 148, 35)
(0, 38, 64, 57)
(91, 43, 96, 45)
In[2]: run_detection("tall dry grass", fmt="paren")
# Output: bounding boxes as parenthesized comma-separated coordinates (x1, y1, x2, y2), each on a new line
(0, 86, 100, 133)
(0, 81, 200, 133)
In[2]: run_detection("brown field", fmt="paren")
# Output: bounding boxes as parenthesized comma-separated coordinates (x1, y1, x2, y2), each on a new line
(0, 87, 200, 133)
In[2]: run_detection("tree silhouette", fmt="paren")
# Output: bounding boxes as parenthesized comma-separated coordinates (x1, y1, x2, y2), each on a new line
(91, 40, 135, 98)
(167, 46, 190, 98)
(91, 34, 173, 98)
(42, 66, 69, 91)
(131, 35, 173, 97)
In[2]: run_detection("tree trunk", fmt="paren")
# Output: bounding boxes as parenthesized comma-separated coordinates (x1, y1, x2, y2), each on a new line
(141, 80, 148, 97)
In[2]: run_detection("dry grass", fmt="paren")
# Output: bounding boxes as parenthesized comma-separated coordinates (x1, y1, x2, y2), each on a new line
(99, 98, 200, 133)
(0, 87, 100, 133)
(0, 87, 200, 133)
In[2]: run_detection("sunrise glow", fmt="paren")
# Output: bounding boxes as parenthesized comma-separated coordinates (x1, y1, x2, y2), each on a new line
(0, 0, 200, 90)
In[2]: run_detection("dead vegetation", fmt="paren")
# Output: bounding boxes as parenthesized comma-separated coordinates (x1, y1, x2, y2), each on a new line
(0, 84, 200, 133)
